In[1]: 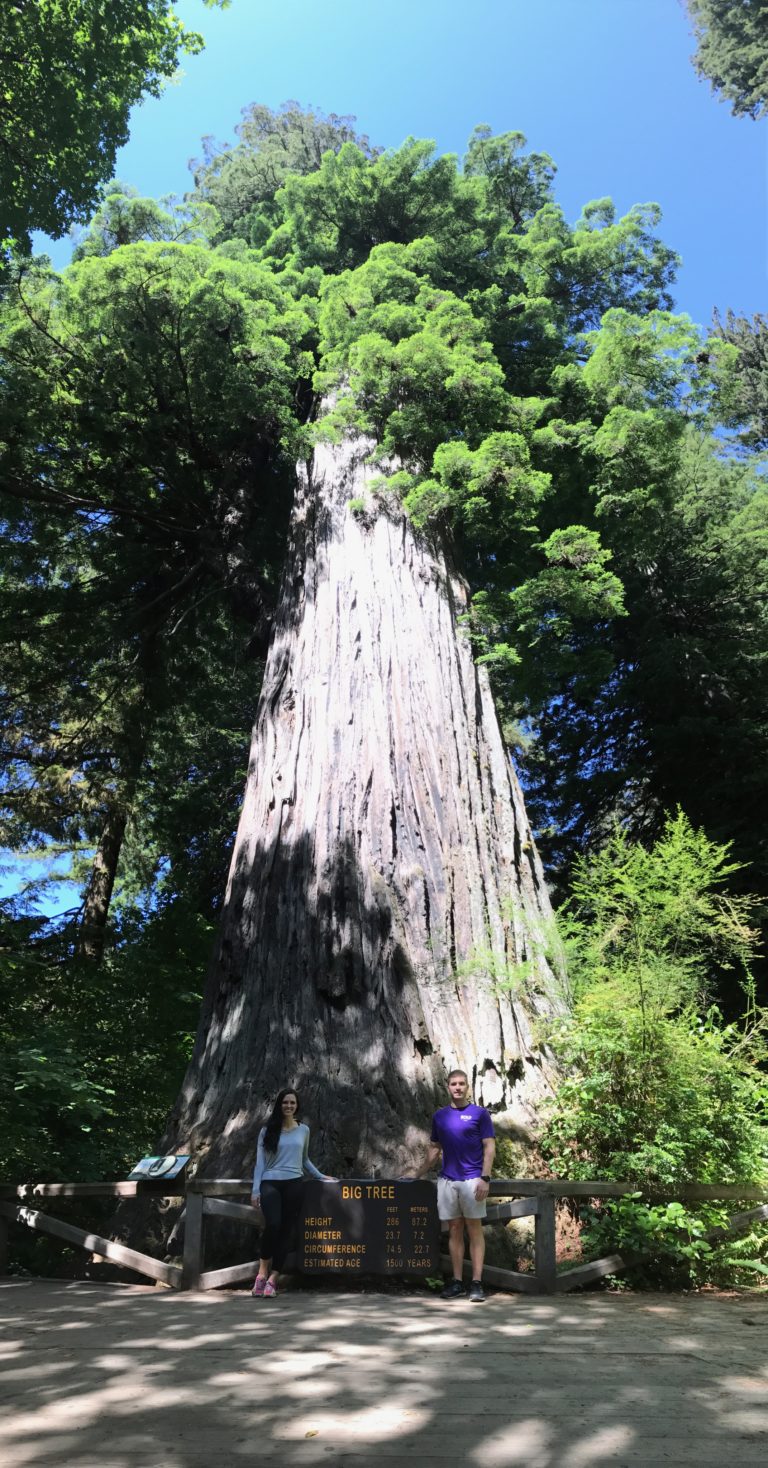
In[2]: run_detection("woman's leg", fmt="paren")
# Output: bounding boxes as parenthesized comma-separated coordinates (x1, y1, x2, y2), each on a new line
(269, 1179, 305, 1276)
(259, 1182, 282, 1276)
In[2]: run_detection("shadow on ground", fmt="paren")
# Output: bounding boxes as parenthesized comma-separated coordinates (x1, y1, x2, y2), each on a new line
(0, 1279, 766, 1466)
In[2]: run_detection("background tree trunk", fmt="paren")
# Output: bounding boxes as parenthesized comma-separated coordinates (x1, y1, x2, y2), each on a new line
(75, 635, 156, 963)
(163, 436, 563, 1178)
(77, 801, 129, 962)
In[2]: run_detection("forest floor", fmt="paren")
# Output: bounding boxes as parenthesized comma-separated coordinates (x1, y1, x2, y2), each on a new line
(0, 1278, 766, 1466)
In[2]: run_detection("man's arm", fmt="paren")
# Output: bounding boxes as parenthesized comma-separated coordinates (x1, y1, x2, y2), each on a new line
(406, 1140, 442, 1179)
(475, 1136, 496, 1201)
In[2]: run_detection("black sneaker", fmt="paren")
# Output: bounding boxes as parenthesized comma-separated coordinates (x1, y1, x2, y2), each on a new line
(468, 1280, 485, 1302)
(441, 1278, 466, 1299)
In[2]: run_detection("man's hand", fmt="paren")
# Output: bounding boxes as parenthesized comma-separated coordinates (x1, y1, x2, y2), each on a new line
(474, 1178, 489, 1202)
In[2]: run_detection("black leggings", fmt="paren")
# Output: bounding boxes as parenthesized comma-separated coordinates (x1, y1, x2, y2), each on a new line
(259, 1178, 305, 1272)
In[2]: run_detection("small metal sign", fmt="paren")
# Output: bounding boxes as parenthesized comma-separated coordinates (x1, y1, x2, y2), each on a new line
(128, 1155, 190, 1181)
(299, 1179, 440, 1276)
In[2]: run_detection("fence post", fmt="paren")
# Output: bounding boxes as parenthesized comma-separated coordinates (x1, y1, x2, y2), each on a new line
(534, 1194, 557, 1294)
(181, 1191, 205, 1290)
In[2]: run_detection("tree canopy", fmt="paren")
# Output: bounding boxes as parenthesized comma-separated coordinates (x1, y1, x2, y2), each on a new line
(0, 1, 228, 254)
(687, 0, 768, 118)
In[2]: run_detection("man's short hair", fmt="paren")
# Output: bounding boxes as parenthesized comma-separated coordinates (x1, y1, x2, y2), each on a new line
(447, 1068, 468, 1082)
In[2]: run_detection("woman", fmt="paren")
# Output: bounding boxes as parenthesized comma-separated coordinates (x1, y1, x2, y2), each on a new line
(251, 1087, 332, 1297)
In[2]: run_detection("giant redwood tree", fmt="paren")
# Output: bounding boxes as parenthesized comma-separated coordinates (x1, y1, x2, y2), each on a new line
(157, 134, 680, 1175)
(164, 427, 562, 1176)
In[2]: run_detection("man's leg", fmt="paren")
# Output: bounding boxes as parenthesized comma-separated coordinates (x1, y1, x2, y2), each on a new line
(437, 1179, 465, 1296)
(466, 1217, 485, 1289)
(440, 1217, 467, 1297)
(448, 1217, 466, 1280)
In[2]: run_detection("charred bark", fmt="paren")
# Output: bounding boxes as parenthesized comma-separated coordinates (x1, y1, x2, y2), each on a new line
(162, 436, 563, 1178)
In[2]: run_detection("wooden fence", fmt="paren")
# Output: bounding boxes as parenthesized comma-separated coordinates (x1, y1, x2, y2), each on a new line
(1, 1178, 766, 1295)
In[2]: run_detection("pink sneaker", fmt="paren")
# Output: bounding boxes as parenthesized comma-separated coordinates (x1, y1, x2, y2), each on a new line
(251, 1276, 267, 1297)
(263, 1279, 278, 1298)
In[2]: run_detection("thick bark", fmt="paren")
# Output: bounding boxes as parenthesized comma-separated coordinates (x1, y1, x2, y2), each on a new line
(164, 436, 563, 1178)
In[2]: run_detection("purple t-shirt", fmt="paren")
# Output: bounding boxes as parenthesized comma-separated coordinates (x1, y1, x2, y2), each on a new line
(431, 1103, 494, 1181)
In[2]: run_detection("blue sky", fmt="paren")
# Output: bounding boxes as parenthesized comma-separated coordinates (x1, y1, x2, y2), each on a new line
(39, 0, 768, 327)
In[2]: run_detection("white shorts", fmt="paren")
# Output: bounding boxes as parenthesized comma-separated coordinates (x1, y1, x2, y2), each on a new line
(437, 1176, 487, 1221)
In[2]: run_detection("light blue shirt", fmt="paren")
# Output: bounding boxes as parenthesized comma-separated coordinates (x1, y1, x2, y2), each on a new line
(252, 1123, 324, 1192)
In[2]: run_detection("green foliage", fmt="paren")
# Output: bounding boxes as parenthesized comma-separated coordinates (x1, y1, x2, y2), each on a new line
(0, 892, 207, 1180)
(403, 432, 550, 542)
(713, 307, 768, 448)
(506, 528, 626, 685)
(0, 561, 255, 1181)
(71, 181, 219, 260)
(546, 1007, 766, 1187)
(541, 813, 768, 1284)
(580, 1196, 733, 1275)
(561, 811, 757, 1021)
(687, 0, 768, 118)
(0, 242, 311, 885)
(463, 126, 556, 228)
(191, 101, 379, 247)
(522, 424, 768, 904)
(0, 2, 229, 254)
(581, 307, 722, 413)
(316, 241, 507, 462)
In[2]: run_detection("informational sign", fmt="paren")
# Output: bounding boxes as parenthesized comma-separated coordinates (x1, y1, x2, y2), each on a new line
(128, 1155, 190, 1181)
(299, 1179, 440, 1276)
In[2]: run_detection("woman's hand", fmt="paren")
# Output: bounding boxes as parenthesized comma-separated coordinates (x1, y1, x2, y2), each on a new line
(251, 1193, 261, 1208)
(322, 1175, 338, 1182)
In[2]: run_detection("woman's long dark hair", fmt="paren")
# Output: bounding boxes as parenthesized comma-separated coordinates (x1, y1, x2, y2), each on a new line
(263, 1088, 300, 1158)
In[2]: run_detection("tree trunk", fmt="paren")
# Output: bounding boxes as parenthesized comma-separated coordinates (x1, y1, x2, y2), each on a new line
(77, 801, 129, 962)
(76, 632, 157, 962)
(163, 436, 563, 1177)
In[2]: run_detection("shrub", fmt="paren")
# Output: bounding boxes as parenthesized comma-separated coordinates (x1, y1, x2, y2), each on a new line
(542, 812, 768, 1285)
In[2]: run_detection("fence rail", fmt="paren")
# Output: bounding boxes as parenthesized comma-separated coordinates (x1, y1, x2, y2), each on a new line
(1, 1176, 766, 1295)
(0, 1180, 186, 1201)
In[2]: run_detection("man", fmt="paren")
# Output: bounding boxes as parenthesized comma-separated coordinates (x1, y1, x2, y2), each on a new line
(410, 1068, 495, 1301)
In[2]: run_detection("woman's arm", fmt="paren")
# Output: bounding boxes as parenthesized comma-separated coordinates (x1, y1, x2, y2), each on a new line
(302, 1126, 330, 1180)
(405, 1140, 441, 1179)
(251, 1128, 266, 1204)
